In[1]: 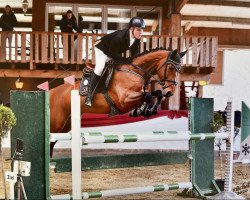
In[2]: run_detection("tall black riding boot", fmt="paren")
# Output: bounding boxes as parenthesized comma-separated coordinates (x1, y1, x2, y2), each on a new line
(85, 73, 101, 106)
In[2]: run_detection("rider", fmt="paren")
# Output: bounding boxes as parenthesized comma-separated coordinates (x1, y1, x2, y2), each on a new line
(85, 17, 145, 106)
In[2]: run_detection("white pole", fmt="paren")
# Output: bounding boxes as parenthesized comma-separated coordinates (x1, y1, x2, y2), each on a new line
(224, 101, 234, 192)
(9, 183, 15, 199)
(50, 132, 71, 142)
(71, 90, 82, 199)
(227, 101, 234, 192)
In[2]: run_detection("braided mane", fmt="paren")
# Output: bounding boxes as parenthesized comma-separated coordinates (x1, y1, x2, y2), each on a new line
(108, 47, 172, 65)
(130, 47, 172, 61)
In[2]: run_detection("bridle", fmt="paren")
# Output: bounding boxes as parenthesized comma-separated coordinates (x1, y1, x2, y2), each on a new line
(126, 50, 181, 92)
(155, 50, 181, 90)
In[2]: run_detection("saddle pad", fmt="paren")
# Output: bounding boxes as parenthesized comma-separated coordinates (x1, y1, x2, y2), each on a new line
(79, 64, 114, 96)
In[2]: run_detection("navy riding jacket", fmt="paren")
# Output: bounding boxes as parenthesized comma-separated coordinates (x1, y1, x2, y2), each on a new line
(96, 29, 140, 62)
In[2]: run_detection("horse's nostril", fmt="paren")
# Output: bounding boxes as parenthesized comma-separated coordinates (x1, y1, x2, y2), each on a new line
(165, 91, 173, 97)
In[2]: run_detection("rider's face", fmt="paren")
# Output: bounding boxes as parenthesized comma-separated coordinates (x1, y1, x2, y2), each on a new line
(67, 13, 73, 19)
(5, 7, 11, 13)
(131, 27, 143, 39)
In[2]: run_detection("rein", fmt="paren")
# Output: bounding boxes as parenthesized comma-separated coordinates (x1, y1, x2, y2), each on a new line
(119, 50, 181, 91)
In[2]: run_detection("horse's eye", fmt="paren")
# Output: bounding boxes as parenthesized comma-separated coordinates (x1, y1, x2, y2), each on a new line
(169, 66, 174, 71)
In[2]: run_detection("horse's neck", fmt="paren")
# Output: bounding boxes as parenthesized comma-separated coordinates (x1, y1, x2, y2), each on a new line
(134, 51, 166, 71)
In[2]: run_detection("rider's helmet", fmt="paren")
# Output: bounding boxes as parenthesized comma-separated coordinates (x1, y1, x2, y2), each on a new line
(129, 17, 146, 29)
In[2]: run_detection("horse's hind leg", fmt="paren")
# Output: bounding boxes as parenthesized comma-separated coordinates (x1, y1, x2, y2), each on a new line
(50, 141, 57, 157)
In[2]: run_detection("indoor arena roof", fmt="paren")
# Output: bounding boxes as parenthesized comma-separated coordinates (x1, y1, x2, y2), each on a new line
(180, 0, 250, 30)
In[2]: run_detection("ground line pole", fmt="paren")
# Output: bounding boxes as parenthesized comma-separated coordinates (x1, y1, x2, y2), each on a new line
(71, 90, 82, 199)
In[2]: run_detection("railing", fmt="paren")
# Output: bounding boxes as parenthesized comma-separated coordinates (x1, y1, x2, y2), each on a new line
(0, 31, 218, 70)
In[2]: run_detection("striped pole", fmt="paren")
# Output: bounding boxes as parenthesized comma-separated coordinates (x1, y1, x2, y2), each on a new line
(50, 131, 189, 142)
(82, 182, 192, 199)
(224, 101, 234, 192)
(50, 131, 230, 143)
(82, 132, 229, 144)
(50, 132, 71, 142)
(51, 182, 192, 200)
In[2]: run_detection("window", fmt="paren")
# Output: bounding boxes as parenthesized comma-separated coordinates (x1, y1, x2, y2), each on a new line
(135, 7, 161, 35)
(77, 6, 103, 34)
(46, 5, 73, 32)
(107, 7, 131, 33)
(46, 4, 162, 35)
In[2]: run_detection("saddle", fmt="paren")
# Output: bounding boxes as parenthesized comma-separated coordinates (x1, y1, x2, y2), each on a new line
(79, 61, 124, 116)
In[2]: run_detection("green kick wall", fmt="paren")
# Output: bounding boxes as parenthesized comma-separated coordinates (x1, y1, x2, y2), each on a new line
(190, 98, 220, 197)
(241, 102, 250, 142)
(10, 91, 50, 199)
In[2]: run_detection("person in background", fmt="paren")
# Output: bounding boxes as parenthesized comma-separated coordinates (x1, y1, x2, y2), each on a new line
(60, 10, 78, 59)
(78, 15, 85, 33)
(0, 5, 17, 60)
(84, 17, 145, 106)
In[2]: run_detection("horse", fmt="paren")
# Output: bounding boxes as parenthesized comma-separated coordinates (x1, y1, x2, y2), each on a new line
(49, 48, 186, 155)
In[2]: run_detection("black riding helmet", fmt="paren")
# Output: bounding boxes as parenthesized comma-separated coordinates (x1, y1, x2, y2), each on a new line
(129, 17, 146, 29)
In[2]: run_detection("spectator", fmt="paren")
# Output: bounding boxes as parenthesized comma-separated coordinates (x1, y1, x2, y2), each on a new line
(78, 15, 84, 33)
(0, 5, 17, 60)
(60, 10, 78, 59)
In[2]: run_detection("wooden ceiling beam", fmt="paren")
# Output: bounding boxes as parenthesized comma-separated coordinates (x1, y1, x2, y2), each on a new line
(175, 0, 190, 13)
(180, 73, 210, 82)
(184, 21, 193, 32)
(0, 8, 32, 14)
(182, 15, 250, 25)
(187, 0, 250, 8)
(16, 22, 32, 27)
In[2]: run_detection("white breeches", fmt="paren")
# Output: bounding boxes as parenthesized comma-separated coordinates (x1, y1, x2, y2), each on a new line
(94, 47, 111, 76)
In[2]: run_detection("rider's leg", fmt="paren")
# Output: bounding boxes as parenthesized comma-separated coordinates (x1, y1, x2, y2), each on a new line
(85, 73, 101, 106)
(85, 48, 108, 106)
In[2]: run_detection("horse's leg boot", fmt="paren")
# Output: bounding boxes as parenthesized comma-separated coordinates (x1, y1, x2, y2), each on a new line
(85, 73, 101, 106)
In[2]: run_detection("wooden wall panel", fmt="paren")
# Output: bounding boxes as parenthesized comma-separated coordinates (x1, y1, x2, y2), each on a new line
(210, 51, 223, 85)
(187, 27, 250, 46)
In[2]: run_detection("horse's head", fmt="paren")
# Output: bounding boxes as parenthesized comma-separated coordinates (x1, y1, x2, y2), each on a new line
(155, 49, 186, 97)
(130, 48, 186, 98)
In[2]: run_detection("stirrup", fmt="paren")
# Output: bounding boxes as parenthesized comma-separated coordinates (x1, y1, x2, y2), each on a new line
(85, 95, 92, 106)
(85, 99, 92, 106)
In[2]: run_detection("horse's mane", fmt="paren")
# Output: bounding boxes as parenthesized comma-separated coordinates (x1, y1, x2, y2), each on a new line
(108, 47, 172, 65)
(130, 47, 172, 61)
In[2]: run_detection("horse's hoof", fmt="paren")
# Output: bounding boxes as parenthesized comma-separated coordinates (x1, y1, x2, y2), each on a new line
(144, 110, 151, 118)
(85, 101, 92, 107)
(129, 111, 136, 117)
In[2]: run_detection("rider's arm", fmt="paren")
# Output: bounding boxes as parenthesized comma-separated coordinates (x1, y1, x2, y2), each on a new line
(130, 39, 140, 57)
(106, 37, 130, 63)
(12, 13, 17, 27)
(72, 19, 79, 32)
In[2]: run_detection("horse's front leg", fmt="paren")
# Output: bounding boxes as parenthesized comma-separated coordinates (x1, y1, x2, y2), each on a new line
(149, 90, 163, 114)
(129, 92, 154, 117)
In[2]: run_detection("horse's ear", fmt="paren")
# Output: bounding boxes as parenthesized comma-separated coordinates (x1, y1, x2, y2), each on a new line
(172, 49, 178, 57)
(180, 50, 187, 58)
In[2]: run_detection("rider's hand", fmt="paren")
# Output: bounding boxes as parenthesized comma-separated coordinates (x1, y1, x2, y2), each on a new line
(118, 57, 131, 64)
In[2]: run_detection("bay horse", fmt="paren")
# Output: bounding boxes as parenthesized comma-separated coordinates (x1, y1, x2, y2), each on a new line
(49, 48, 186, 154)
